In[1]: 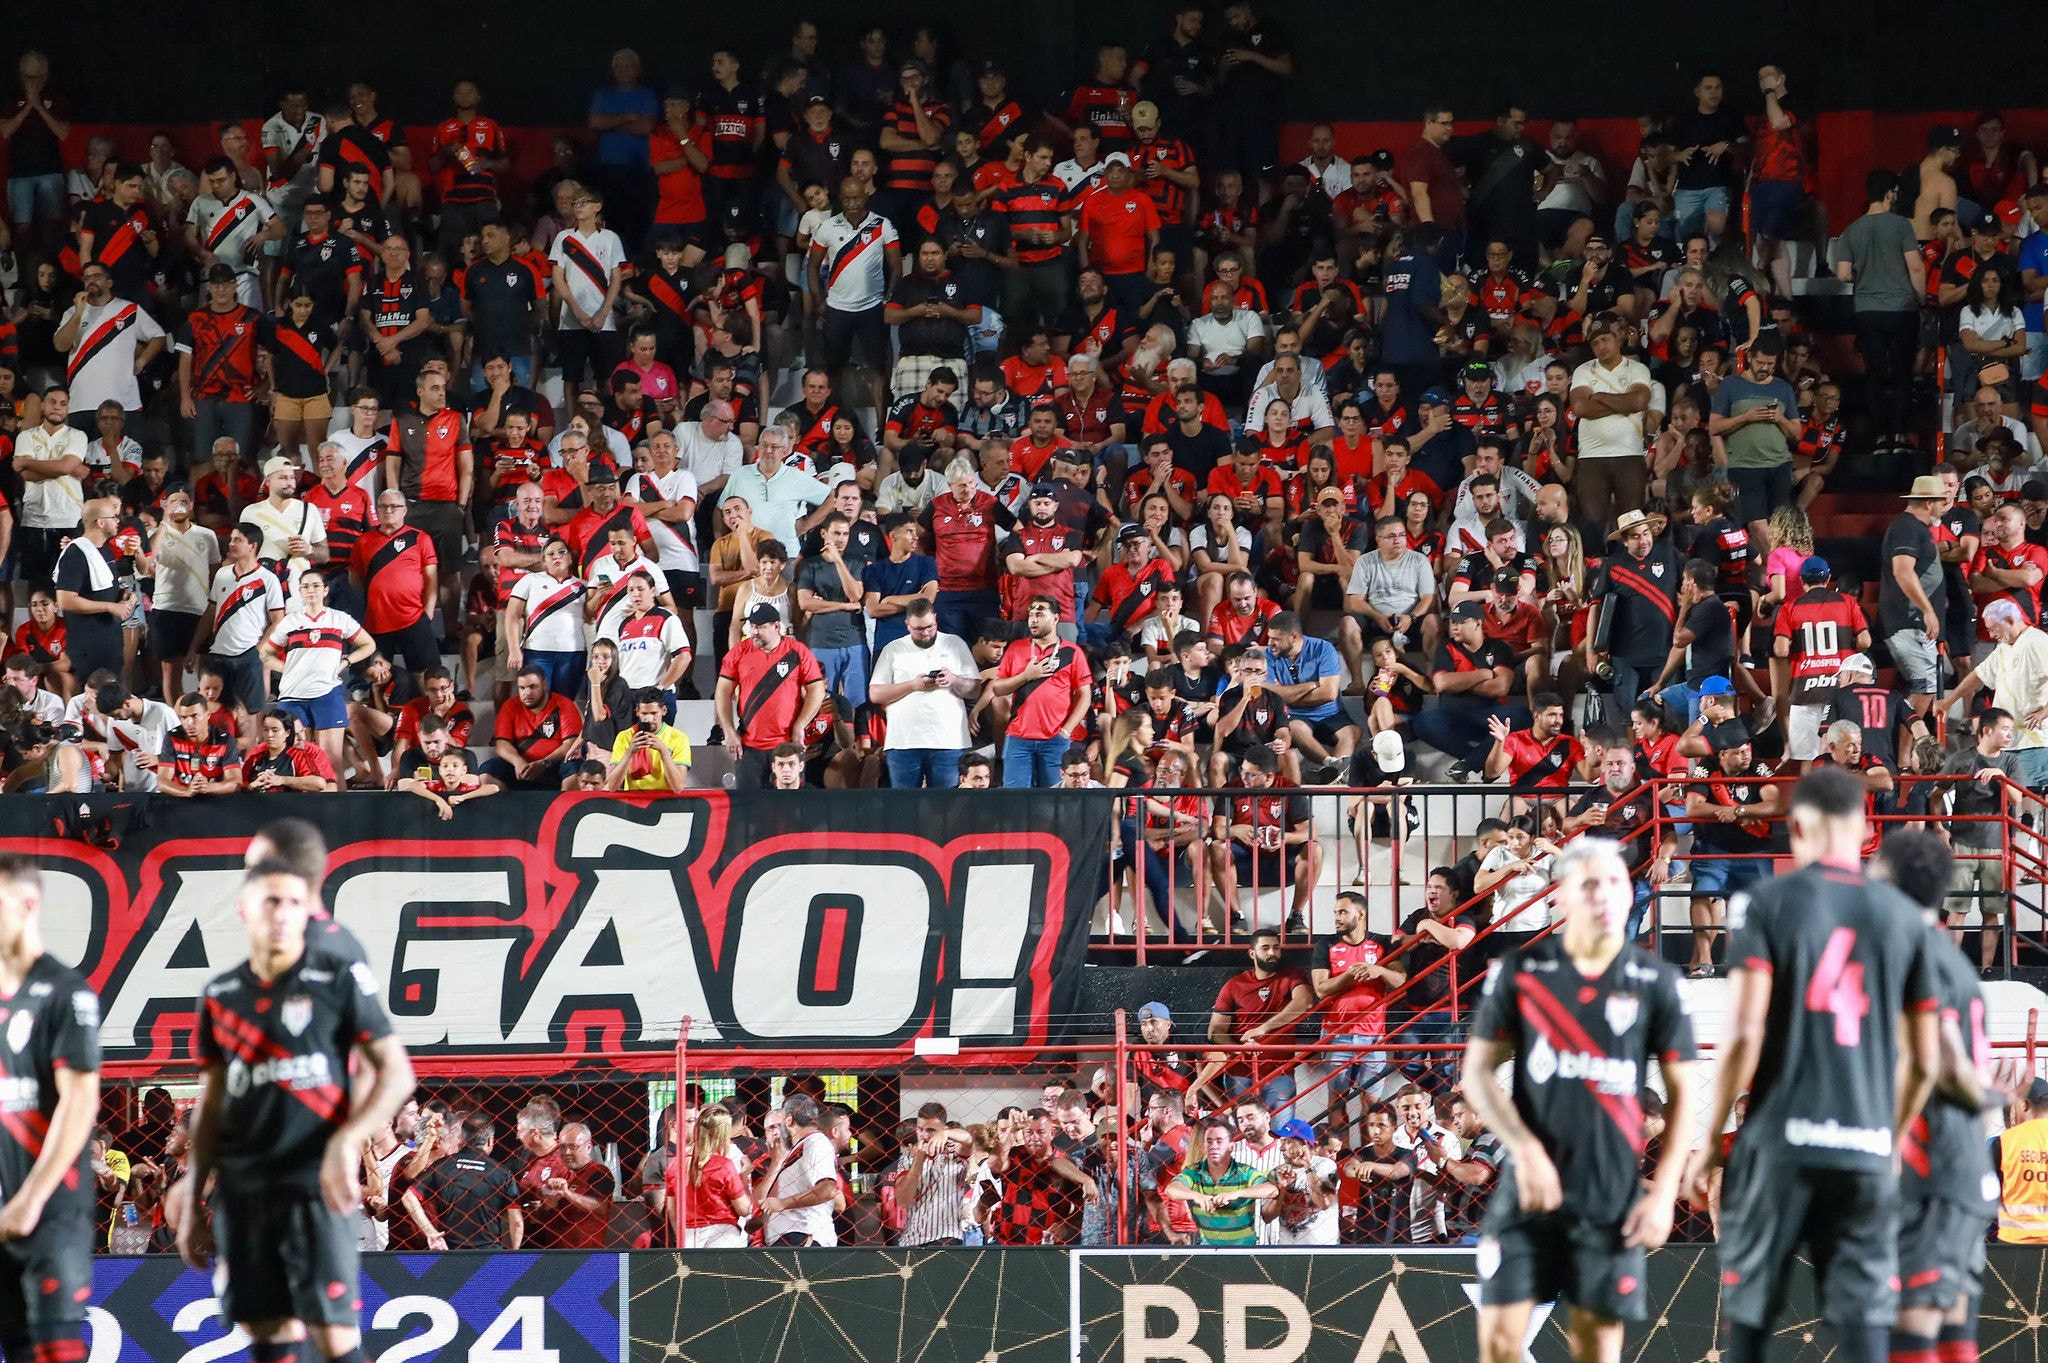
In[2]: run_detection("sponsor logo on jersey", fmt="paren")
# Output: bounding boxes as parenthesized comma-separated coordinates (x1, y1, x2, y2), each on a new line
(0, 1075, 39, 1110)
(1524, 1034, 1638, 1094)
(1783, 1117, 1891, 1156)
(225, 1051, 334, 1097)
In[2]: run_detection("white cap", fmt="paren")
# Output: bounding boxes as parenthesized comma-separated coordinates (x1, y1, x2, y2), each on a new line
(1372, 728, 1406, 773)
(1836, 652, 1873, 677)
(1103, 152, 1132, 169)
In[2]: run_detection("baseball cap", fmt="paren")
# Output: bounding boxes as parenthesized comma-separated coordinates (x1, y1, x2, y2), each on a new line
(1972, 211, 2001, 236)
(1462, 359, 1493, 380)
(976, 58, 1005, 77)
(1103, 151, 1133, 169)
(1799, 556, 1832, 583)
(2028, 1076, 2048, 1106)
(1837, 651, 1874, 676)
(1029, 482, 1059, 500)
(1275, 1120, 1316, 1144)
(1448, 601, 1484, 623)
(1418, 389, 1451, 406)
(803, 94, 830, 109)
(745, 601, 783, 626)
(1315, 488, 1345, 508)
(1116, 522, 1145, 542)
(1998, 199, 2024, 226)
(1930, 124, 1964, 149)
(1697, 675, 1737, 697)
(203, 263, 237, 283)
(259, 455, 298, 480)
(1137, 1001, 1171, 1022)
(1708, 719, 1753, 752)
(1372, 728, 1406, 773)
(1131, 100, 1161, 130)
(1370, 149, 1394, 169)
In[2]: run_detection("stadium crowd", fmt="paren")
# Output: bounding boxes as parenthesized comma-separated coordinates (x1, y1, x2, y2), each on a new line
(0, 20, 2044, 971)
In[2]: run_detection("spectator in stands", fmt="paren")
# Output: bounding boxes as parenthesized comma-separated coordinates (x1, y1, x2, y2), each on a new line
(412, 1119, 523, 1250)
(192, 524, 285, 731)
(1210, 746, 1322, 931)
(1879, 475, 1952, 717)
(241, 709, 339, 793)
(1309, 890, 1404, 1135)
(716, 602, 826, 786)
(892, 1104, 971, 1247)
(1194, 929, 1314, 1112)
(398, 745, 494, 818)
(1342, 1103, 1415, 1245)
(483, 665, 584, 790)
(1947, 598, 2048, 789)
(1939, 707, 2020, 972)
(1682, 721, 1780, 976)
(157, 692, 242, 798)
(54, 497, 134, 688)
(1263, 610, 1354, 782)
(991, 596, 1092, 787)
(1163, 1120, 1275, 1246)
(1414, 602, 1526, 774)
(606, 687, 692, 793)
(757, 1093, 842, 1247)
(869, 597, 979, 788)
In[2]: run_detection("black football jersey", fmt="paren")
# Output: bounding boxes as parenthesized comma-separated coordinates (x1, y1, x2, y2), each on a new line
(1901, 921, 1997, 1212)
(196, 945, 393, 1192)
(310, 914, 367, 966)
(0, 956, 101, 1221)
(1727, 863, 1935, 1173)
(1469, 936, 1695, 1226)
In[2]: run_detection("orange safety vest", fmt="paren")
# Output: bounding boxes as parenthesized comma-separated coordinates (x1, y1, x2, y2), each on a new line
(1997, 1116, 2048, 1243)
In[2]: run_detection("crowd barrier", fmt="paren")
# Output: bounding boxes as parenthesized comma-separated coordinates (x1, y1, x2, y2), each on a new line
(78, 1245, 2048, 1363)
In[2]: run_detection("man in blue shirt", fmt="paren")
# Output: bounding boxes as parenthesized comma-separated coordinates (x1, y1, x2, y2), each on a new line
(1263, 610, 1358, 783)
(863, 511, 939, 652)
(1378, 226, 1447, 407)
(588, 48, 659, 248)
(2019, 184, 2048, 381)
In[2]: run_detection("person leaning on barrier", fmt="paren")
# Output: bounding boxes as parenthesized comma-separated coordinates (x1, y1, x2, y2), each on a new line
(1937, 706, 2021, 974)
(1945, 597, 2048, 789)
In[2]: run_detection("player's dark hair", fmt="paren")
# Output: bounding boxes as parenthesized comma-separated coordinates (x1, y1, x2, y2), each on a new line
(1872, 830, 1952, 914)
(465, 1119, 496, 1153)
(244, 858, 307, 886)
(0, 857, 40, 891)
(1476, 818, 1509, 836)
(1789, 765, 1866, 819)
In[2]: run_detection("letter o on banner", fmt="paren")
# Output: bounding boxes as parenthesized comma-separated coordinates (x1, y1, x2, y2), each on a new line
(728, 860, 933, 1037)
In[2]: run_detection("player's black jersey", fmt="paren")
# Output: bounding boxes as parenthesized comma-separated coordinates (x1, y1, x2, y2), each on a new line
(310, 914, 366, 966)
(1727, 862, 1935, 1173)
(196, 945, 393, 1192)
(1901, 921, 1997, 1212)
(0, 955, 100, 1222)
(1469, 936, 1695, 1226)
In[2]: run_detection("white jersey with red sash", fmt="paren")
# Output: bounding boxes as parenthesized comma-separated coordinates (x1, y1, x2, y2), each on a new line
(65, 298, 163, 411)
(187, 190, 276, 273)
(328, 429, 388, 500)
(510, 571, 588, 654)
(588, 552, 663, 640)
(811, 211, 898, 312)
(549, 227, 627, 331)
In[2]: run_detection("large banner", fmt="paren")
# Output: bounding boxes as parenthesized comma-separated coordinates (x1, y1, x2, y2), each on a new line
(0, 792, 1108, 1066)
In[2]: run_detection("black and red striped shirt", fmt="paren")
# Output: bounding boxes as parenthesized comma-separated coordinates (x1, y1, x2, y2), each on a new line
(698, 86, 764, 180)
(880, 99, 953, 194)
(305, 483, 371, 574)
(993, 178, 1071, 266)
(163, 722, 239, 788)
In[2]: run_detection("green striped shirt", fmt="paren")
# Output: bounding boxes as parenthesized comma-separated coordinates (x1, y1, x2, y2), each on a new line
(1176, 1159, 1266, 1245)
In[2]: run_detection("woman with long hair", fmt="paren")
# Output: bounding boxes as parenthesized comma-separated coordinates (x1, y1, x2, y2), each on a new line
(1142, 744, 1214, 939)
(1189, 493, 1253, 622)
(1957, 264, 2026, 412)
(1402, 489, 1445, 578)
(1539, 522, 1595, 695)
(675, 1106, 753, 1248)
(1287, 445, 1353, 519)
(1758, 503, 1816, 718)
(1523, 393, 1575, 484)
(1254, 396, 1309, 476)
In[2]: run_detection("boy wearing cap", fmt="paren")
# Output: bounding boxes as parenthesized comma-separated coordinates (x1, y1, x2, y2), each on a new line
(1773, 557, 1872, 766)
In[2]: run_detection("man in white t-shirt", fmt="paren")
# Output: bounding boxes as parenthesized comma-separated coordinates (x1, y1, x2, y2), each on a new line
(760, 1093, 841, 1246)
(868, 598, 980, 787)
(184, 158, 284, 306)
(91, 680, 178, 793)
(807, 176, 901, 410)
(548, 186, 629, 408)
(625, 429, 703, 614)
(674, 403, 743, 512)
(12, 386, 91, 581)
(1568, 313, 1655, 534)
(242, 455, 329, 604)
(1186, 281, 1270, 409)
(1264, 1120, 1340, 1246)
(150, 488, 222, 699)
(53, 262, 166, 419)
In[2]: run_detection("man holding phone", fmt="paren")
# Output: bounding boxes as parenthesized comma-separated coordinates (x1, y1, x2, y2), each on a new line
(869, 597, 980, 788)
(605, 686, 692, 792)
(1707, 334, 1802, 544)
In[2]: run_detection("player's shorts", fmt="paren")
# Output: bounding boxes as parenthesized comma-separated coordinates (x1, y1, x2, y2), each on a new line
(1718, 1143, 1899, 1329)
(1476, 1210, 1648, 1321)
(211, 1185, 361, 1329)
(0, 1211, 93, 1347)
(1897, 1196, 1992, 1311)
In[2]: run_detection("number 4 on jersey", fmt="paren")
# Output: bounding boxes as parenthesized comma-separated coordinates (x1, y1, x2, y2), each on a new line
(1804, 927, 1869, 1047)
